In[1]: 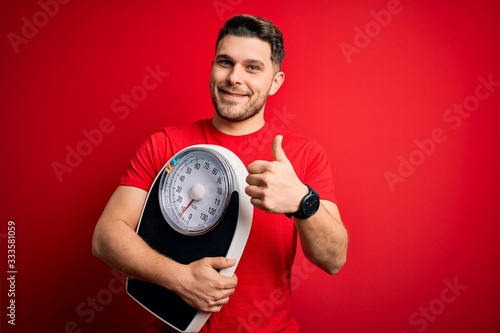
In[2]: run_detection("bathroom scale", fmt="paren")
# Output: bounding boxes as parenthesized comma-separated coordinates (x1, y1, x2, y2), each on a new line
(126, 144, 253, 332)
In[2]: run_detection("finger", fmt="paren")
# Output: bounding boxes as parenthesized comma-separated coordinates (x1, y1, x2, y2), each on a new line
(272, 135, 288, 162)
(245, 183, 262, 199)
(249, 197, 264, 210)
(206, 257, 236, 270)
(206, 297, 230, 312)
(218, 285, 237, 297)
(204, 301, 225, 313)
(214, 287, 236, 305)
(247, 160, 268, 174)
(221, 274, 238, 289)
(245, 174, 264, 186)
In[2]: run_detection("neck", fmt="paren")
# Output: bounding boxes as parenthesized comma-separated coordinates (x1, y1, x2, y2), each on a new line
(212, 113, 265, 136)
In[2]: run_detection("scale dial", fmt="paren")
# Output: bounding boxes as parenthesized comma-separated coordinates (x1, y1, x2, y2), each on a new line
(158, 147, 235, 236)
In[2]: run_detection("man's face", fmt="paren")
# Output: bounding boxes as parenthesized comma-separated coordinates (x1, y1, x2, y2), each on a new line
(210, 35, 281, 122)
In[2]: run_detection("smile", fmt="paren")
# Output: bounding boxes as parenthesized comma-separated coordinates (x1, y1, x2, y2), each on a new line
(219, 86, 249, 97)
(224, 92, 246, 97)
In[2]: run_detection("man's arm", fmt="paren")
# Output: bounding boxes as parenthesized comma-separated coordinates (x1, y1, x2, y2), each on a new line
(293, 198, 347, 274)
(245, 135, 348, 274)
(92, 185, 238, 312)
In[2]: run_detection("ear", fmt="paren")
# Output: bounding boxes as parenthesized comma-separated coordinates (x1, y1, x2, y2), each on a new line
(269, 71, 285, 96)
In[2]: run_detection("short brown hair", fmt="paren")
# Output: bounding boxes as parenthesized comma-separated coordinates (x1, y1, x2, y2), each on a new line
(216, 14, 285, 70)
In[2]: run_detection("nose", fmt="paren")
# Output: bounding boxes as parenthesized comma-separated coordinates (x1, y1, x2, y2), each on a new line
(226, 65, 244, 85)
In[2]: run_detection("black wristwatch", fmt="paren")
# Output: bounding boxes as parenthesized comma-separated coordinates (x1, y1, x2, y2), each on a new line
(285, 185, 320, 219)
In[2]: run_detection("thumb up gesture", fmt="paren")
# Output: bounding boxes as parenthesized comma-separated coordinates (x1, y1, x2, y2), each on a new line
(245, 135, 309, 214)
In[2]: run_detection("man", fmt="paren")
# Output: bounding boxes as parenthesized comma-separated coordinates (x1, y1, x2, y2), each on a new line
(92, 14, 348, 332)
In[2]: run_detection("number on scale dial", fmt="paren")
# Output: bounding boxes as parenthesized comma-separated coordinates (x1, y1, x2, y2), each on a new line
(158, 148, 234, 235)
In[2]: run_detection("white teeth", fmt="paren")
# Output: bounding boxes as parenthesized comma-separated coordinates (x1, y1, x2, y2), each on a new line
(224, 91, 245, 97)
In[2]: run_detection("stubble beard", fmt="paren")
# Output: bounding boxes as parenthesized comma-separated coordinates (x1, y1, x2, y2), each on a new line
(211, 85, 269, 122)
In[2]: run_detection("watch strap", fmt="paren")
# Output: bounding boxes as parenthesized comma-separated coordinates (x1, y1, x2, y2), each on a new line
(285, 185, 320, 219)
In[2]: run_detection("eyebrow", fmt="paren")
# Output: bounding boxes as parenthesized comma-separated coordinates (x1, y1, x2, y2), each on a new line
(216, 54, 266, 67)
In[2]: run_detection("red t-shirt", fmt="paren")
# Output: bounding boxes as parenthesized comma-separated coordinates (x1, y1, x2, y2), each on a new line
(120, 119, 337, 333)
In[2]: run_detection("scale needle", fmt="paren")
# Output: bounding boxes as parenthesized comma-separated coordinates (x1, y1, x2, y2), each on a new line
(180, 199, 194, 217)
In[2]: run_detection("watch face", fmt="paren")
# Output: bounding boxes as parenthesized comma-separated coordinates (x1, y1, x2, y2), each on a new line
(303, 194, 320, 216)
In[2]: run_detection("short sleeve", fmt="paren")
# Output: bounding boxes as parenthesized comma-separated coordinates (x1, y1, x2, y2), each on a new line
(299, 140, 338, 205)
(119, 131, 170, 192)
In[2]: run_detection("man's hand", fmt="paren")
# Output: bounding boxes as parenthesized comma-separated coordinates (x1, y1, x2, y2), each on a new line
(173, 257, 237, 313)
(245, 135, 308, 214)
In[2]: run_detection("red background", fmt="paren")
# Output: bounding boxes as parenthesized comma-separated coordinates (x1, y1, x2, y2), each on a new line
(1, 0, 499, 332)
